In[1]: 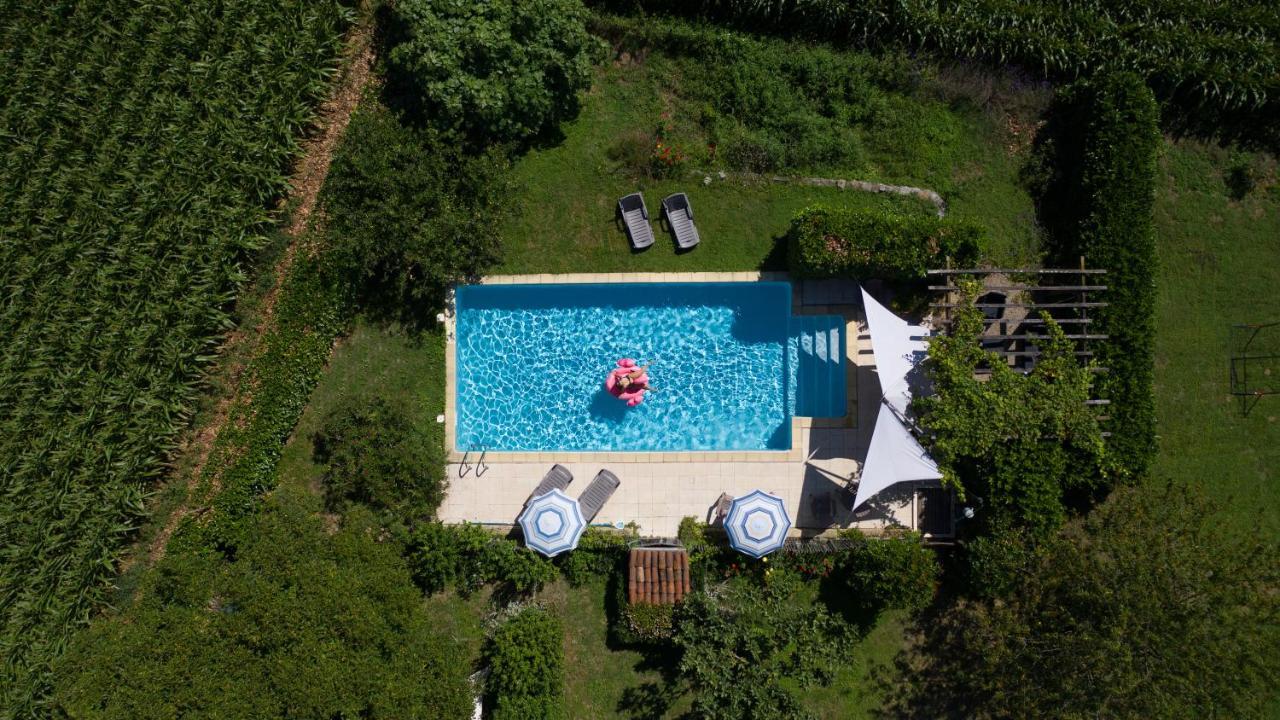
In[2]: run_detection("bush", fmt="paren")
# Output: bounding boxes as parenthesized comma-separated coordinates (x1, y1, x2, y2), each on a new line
(622, 602, 675, 642)
(388, 0, 601, 146)
(404, 523, 557, 596)
(53, 500, 473, 719)
(839, 532, 939, 616)
(321, 102, 511, 315)
(556, 527, 629, 586)
(787, 206, 984, 281)
(674, 579, 852, 719)
(485, 607, 567, 720)
(312, 397, 445, 519)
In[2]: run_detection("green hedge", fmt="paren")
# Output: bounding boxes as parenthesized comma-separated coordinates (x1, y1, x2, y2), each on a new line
(1075, 74, 1159, 480)
(403, 523, 558, 596)
(1044, 73, 1160, 480)
(787, 206, 983, 280)
(486, 607, 567, 720)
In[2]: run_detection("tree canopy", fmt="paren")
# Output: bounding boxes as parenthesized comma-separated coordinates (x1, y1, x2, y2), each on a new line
(52, 499, 472, 719)
(886, 483, 1280, 719)
(388, 0, 600, 145)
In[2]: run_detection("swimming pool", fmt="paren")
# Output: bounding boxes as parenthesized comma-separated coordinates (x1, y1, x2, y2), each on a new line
(454, 282, 794, 452)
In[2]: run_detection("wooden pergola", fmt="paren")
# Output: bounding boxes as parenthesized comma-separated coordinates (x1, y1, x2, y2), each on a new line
(927, 262, 1113, 433)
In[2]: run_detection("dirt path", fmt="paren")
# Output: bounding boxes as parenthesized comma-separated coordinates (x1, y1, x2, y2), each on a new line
(122, 24, 376, 572)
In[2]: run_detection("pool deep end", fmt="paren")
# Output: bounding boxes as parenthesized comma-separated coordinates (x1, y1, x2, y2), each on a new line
(454, 282, 793, 452)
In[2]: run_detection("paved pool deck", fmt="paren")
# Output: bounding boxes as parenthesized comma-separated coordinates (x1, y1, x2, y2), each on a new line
(436, 272, 932, 538)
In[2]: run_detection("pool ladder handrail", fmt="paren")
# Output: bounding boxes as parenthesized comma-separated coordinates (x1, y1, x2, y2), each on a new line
(459, 446, 489, 478)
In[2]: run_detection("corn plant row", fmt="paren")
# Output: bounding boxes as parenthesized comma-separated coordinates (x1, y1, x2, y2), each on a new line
(0, 0, 350, 714)
(593, 0, 1278, 112)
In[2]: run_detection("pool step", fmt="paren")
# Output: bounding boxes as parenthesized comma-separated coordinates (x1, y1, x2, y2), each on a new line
(791, 314, 847, 418)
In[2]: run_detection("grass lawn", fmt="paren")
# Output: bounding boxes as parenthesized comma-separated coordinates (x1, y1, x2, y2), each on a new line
(497, 33, 1043, 275)
(274, 320, 447, 494)
(1150, 141, 1280, 538)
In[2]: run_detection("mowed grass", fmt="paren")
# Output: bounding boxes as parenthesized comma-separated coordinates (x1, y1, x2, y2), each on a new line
(498, 48, 1042, 275)
(1150, 141, 1280, 538)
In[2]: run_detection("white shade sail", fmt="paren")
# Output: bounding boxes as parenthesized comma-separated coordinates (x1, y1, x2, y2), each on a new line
(860, 287, 930, 417)
(854, 403, 944, 509)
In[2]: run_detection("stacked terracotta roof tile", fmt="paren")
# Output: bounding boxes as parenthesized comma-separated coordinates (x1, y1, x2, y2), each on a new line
(627, 548, 691, 605)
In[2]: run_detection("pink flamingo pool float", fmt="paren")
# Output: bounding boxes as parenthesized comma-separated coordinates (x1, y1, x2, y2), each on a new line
(605, 358, 649, 406)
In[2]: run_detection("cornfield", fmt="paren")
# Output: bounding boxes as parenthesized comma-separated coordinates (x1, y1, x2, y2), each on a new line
(597, 0, 1280, 111)
(0, 0, 350, 713)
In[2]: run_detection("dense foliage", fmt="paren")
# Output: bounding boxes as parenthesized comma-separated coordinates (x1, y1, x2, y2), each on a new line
(52, 500, 473, 720)
(674, 573, 852, 720)
(485, 607, 567, 720)
(404, 522, 558, 596)
(920, 289, 1109, 540)
(788, 206, 983, 281)
(887, 484, 1280, 719)
(1038, 73, 1160, 481)
(556, 527, 630, 586)
(593, 13, 989, 185)
(389, 0, 601, 145)
(0, 0, 350, 711)
(837, 532, 938, 617)
(321, 102, 511, 313)
(313, 397, 446, 518)
(592, 0, 1279, 145)
(171, 248, 352, 557)
(623, 602, 676, 642)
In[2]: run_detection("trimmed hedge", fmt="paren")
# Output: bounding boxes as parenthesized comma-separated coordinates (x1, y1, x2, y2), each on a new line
(486, 607, 567, 720)
(787, 206, 983, 280)
(1074, 74, 1159, 480)
(1043, 73, 1160, 480)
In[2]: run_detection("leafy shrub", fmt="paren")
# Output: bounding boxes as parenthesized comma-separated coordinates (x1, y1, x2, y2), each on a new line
(388, 0, 602, 146)
(556, 527, 629, 586)
(919, 292, 1110, 539)
(1225, 153, 1257, 200)
(622, 602, 675, 642)
(787, 206, 984, 281)
(839, 532, 939, 616)
(674, 578, 852, 720)
(53, 501, 473, 719)
(404, 522, 557, 596)
(485, 607, 567, 720)
(312, 397, 445, 518)
(960, 527, 1042, 599)
(321, 102, 511, 315)
(885, 484, 1280, 719)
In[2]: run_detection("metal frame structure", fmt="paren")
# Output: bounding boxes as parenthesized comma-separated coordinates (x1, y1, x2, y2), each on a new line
(1230, 321, 1280, 417)
(927, 259, 1112, 434)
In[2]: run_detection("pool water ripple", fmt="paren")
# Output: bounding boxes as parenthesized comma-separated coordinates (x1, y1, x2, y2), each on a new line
(455, 283, 792, 452)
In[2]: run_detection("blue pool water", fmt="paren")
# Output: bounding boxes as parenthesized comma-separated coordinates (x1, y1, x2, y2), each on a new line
(455, 282, 794, 452)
